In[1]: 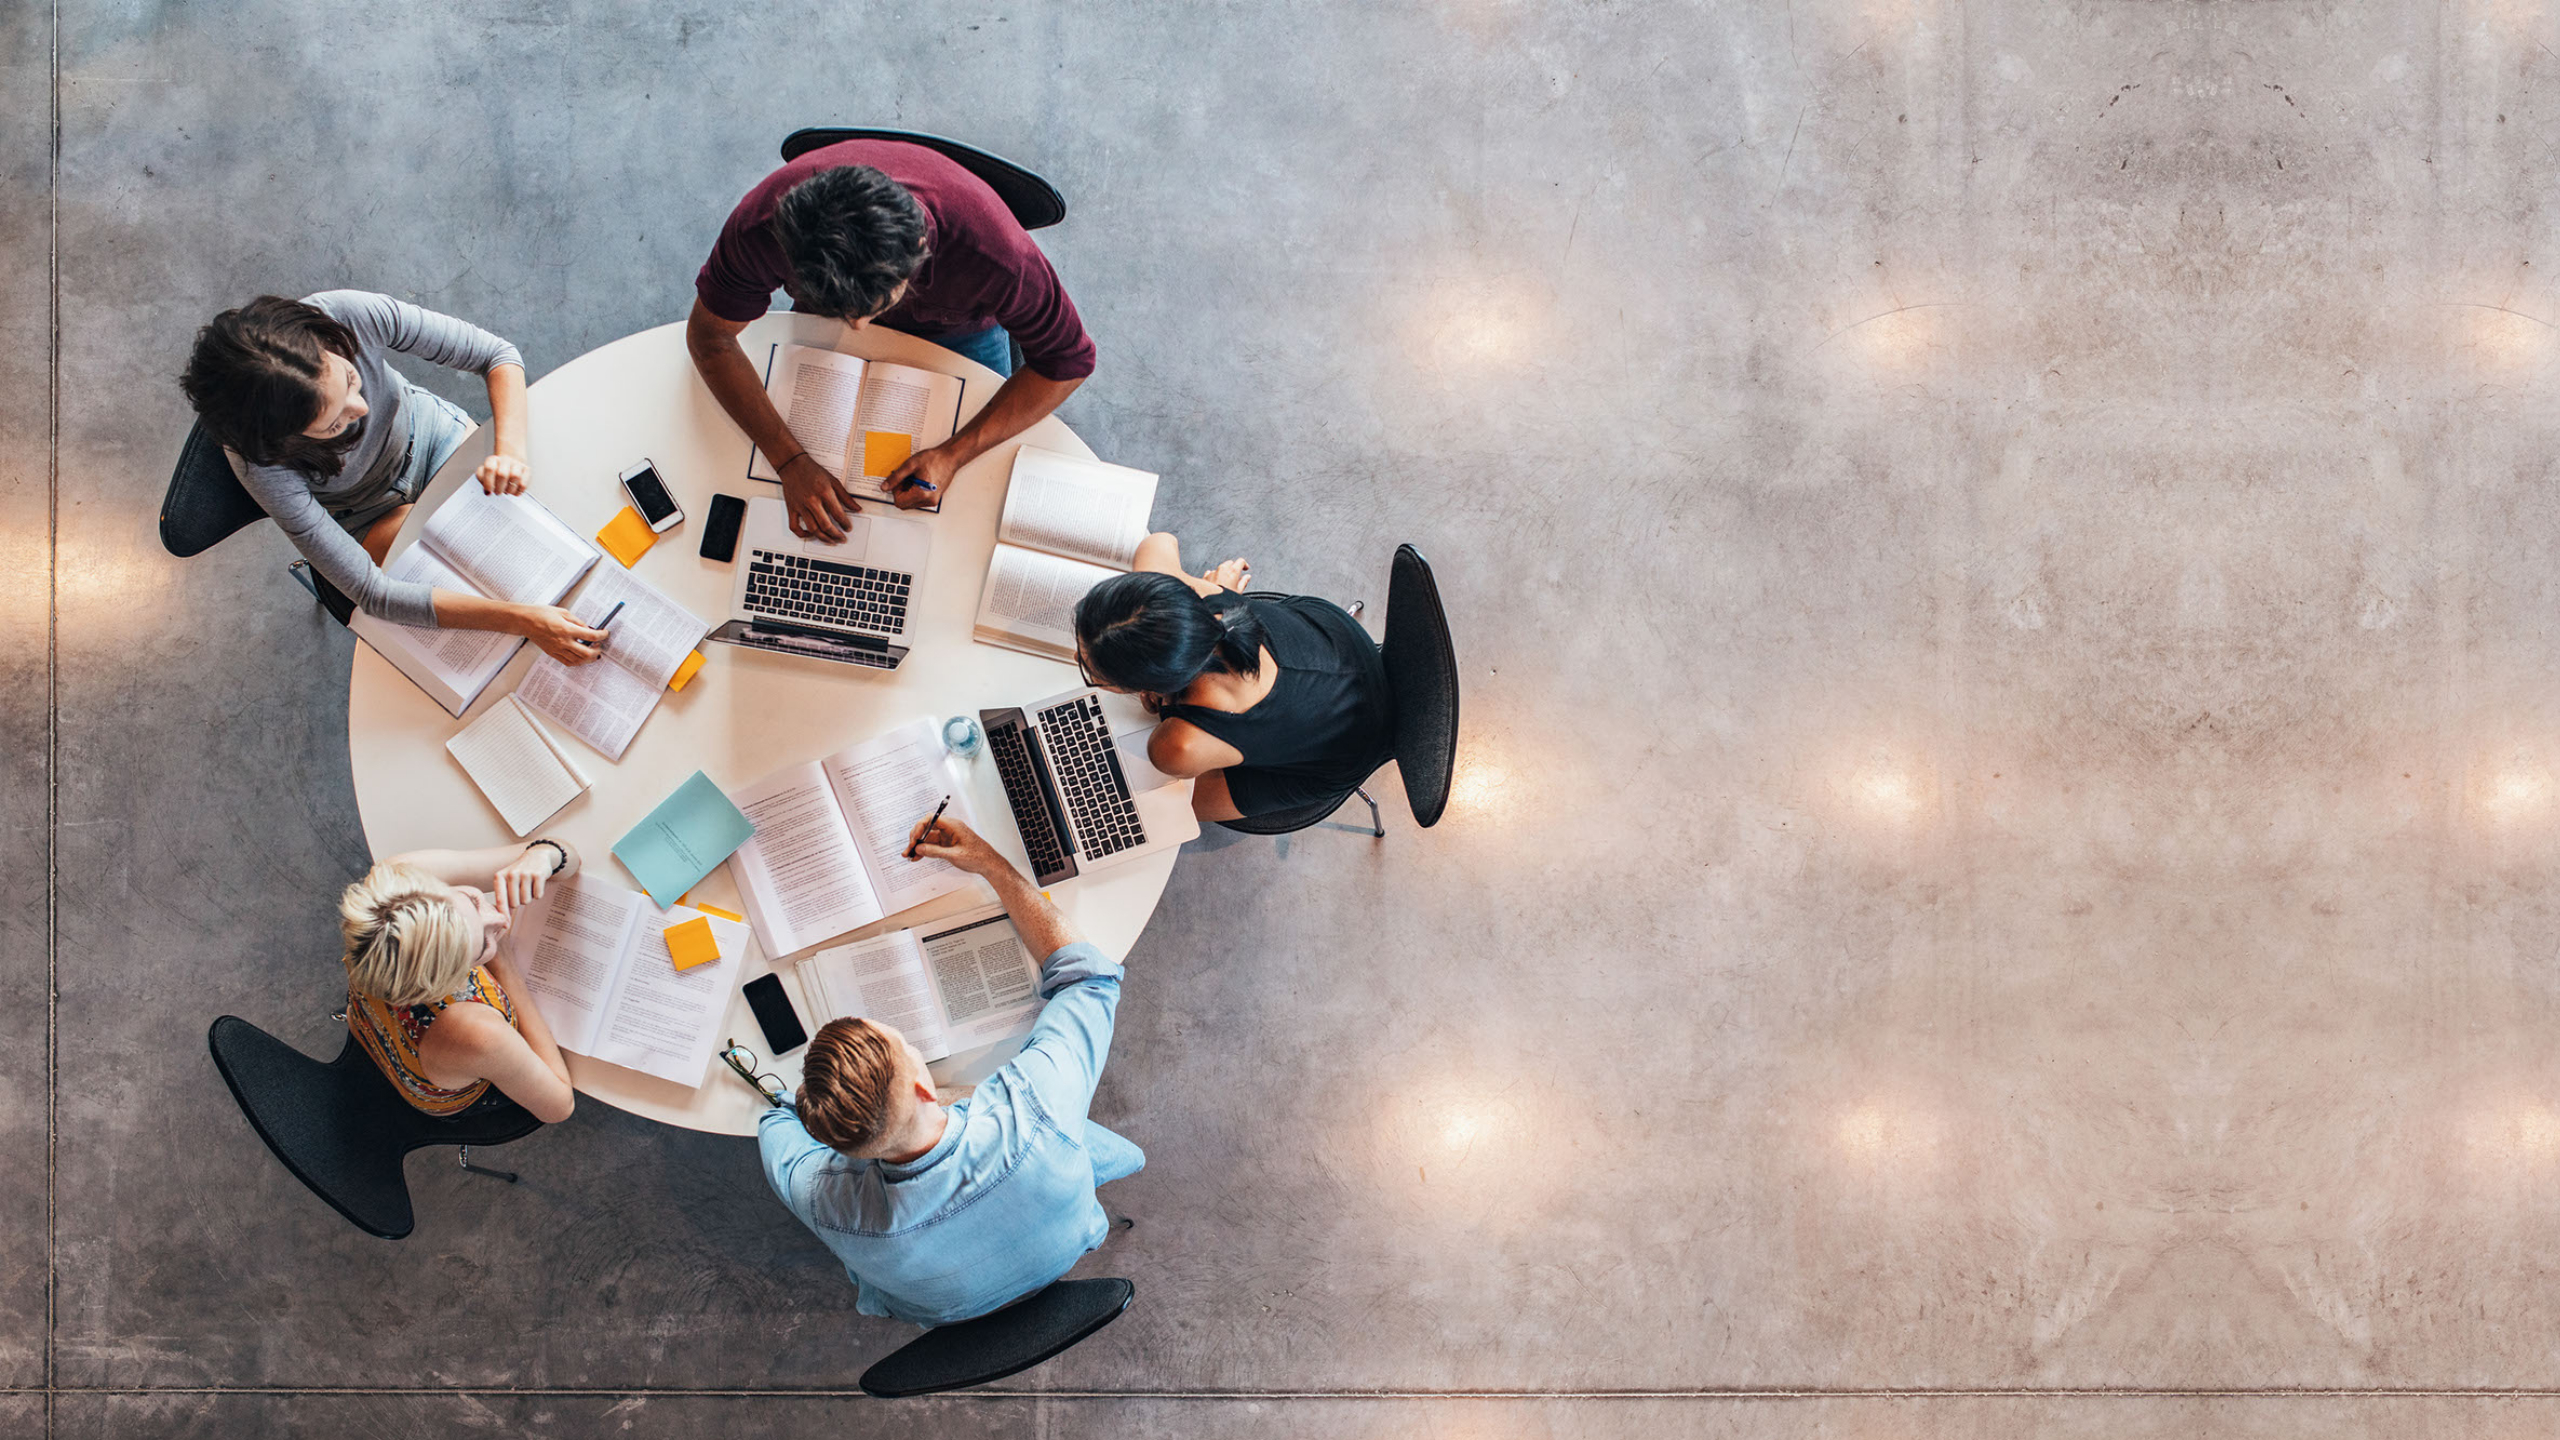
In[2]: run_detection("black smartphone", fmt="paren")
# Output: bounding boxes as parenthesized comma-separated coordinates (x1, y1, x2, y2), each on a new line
(700, 492, 747, 562)
(742, 973, 808, 1055)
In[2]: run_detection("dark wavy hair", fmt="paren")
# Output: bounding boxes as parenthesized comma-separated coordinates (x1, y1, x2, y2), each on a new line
(773, 165, 930, 320)
(1074, 571, 1266, 695)
(178, 296, 364, 480)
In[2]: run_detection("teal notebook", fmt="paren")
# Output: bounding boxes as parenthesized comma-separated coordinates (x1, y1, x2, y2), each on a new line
(612, 770, 756, 909)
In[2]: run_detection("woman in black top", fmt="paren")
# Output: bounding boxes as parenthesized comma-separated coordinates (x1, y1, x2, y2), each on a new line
(1073, 533, 1394, 822)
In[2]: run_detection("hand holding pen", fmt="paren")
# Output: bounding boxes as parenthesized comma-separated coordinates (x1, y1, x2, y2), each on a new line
(905, 795, 952, 860)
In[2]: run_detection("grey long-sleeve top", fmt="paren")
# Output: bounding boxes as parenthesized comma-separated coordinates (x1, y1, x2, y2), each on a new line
(227, 291, 524, 628)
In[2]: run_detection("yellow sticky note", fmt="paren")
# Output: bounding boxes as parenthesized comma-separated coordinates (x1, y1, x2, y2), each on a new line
(862, 430, 913, 479)
(664, 915, 721, 971)
(597, 506, 658, 568)
(666, 649, 706, 692)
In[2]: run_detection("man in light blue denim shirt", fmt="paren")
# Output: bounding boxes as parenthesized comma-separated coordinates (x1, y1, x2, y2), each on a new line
(756, 815, 1143, 1326)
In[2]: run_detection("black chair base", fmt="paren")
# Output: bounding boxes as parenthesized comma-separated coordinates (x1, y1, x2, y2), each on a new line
(1216, 786, 1383, 838)
(860, 1277, 1133, 1398)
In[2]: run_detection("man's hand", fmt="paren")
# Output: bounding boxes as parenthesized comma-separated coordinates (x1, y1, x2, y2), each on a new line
(906, 814, 1015, 882)
(781, 453, 859, 541)
(474, 452, 530, 495)
(517, 604, 610, 664)
(885, 442, 965, 510)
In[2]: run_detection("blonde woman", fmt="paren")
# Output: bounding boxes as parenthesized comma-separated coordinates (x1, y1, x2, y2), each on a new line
(340, 840, 579, 1124)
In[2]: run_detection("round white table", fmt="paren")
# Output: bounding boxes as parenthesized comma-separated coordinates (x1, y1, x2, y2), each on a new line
(348, 313, 1180, 1135)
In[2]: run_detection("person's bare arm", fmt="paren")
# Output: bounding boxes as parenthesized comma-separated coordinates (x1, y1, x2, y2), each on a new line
(385, 840, 580, 901)
(1146, 719, 1242, 778)
(883, 370, 1084, 509)
(425, 995, 576, 1123)
(428, 590, 608, 665)
(906, 816, 1084, 962)
(1130, 533, 1250, 599)
(474, 363, 530, 494)
(686, 298, 859, 541)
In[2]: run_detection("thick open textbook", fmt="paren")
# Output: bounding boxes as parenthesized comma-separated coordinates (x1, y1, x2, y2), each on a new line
(445, 694, 588, 837)
(724, 717, 988, 957)
(508, 874, 753, 1088)
(795, 903, 1043, 1061)
(349, 482, 602, 714)
(972, 447, 1160, 660)
(746, 342, 966, 505)
(514, 566, 712, 761)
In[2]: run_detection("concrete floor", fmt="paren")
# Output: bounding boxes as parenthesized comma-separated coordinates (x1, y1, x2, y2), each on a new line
(13, 0, 2560, 1435)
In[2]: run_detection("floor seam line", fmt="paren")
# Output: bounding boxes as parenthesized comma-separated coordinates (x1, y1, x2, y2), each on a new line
(36, 1386, 2560, 1400)
(42, 2, 60, 1435)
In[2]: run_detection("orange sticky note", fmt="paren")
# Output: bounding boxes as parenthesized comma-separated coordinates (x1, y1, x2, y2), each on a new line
(664, 915, 721, 971)
(676, 889, 745, 923)
(666, 649, 706, 692)
(597, 506, 658, 568)
(862, 430, 913, 478)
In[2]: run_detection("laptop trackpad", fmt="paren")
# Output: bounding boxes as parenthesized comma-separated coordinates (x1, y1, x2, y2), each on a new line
(1116, 726, 1180, 794)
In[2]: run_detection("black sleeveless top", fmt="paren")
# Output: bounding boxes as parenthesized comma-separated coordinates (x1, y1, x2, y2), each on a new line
(1159, 592, 1395, 814)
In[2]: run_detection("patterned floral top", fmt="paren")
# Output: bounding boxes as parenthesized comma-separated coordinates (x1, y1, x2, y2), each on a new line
(347, 965, 520, 1117)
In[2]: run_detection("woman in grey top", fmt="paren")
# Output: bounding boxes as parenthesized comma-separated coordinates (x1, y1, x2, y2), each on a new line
(179, 291, 605, 664)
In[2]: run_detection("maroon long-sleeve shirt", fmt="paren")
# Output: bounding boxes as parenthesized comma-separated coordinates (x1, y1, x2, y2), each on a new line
(695, 139, 1096, 382)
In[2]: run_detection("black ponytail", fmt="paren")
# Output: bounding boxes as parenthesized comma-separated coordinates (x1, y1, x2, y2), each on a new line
(1075, 571, 1264, 693)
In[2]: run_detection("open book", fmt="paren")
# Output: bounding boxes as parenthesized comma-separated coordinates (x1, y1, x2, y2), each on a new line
(508, 874, 753, 1088)
(724, 717, 987, 956)
(445, 694, 588, 837)
(746, 343, 966, 505)
(349, 483, 601, 714)
(972, 447, 1160, 660)
(796, 904, 1043, 1061)
(513, 566, 713, 761)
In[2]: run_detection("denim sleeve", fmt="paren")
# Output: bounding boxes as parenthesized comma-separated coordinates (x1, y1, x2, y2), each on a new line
(756, 1101, 831, 1214)
(231, 454, 441, 628)
(311, 289, 524, 374)
(997, 942, 1123, 1125)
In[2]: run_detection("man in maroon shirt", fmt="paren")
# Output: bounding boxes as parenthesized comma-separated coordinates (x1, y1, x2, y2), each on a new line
(687, 139, 1096, 541)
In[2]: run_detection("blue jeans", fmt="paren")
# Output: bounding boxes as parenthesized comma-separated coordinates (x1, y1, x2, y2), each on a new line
(886, 322, 1014, 378)
(1084, 1118, 1145, 1185)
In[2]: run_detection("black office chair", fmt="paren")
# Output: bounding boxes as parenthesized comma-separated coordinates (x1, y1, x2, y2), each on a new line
(206, 1016, 542, 1241)
(779, 128, 1065, 231)
(859, 1277, 1133, 1398)
(1218, 545, 1461, 838)
(160, 421, 355, 625)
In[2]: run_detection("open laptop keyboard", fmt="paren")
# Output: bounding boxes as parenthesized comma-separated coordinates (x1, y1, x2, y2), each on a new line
(743, 550, 911, 635)
(987, 718, 1074, 881)
(1036, 695, 1147, 859)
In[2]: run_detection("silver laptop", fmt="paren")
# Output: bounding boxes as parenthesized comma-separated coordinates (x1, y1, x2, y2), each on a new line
(981, 687, 1201, 887)
(707, 497, 933, 671)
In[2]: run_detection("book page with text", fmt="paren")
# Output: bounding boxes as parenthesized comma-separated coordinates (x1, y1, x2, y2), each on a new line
(568, 565, 711, 689)
(509, 875, 644, 1056)
(515, 649, 663, 760)
(920, 908, 1043, 1053)
(445, 695, 587, 836)
(421, 481, 597, 605)
(588, 906, 751, 1087)
(749, 344, 864, 479)
(973, 545, 1121, 658)
(725, 760, 886, 957)
(801, 932, 953, 1060)
(996, 447, 1158, 569)
(349, 546, 523, 712)
(824, 718, 987, 920)
(852, 362, 965, 476)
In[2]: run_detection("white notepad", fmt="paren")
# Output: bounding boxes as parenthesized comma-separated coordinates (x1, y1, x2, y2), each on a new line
(445, 695, 589, 837)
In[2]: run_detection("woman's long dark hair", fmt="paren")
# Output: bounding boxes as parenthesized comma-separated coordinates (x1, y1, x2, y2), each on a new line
(1074, 571, 1266, 695)
(178, 296, 364, 480)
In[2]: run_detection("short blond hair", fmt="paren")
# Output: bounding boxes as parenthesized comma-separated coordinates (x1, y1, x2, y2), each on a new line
(799, 1018, 906, 1155)
(340, 862, 480, 1006)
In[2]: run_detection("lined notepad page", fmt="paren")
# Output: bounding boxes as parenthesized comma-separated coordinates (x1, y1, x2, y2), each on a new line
(446, 695, 589, 836)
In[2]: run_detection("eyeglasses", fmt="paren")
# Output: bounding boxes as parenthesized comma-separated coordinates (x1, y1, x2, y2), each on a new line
(718, 1040, 791, 1108)
(1074, 647, 1107, 691)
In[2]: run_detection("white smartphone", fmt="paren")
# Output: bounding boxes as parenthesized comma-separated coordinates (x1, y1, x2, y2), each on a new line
(619, 459, 685, 533)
